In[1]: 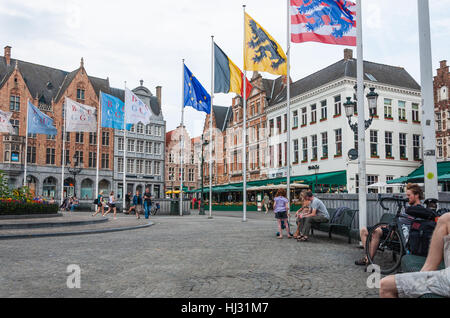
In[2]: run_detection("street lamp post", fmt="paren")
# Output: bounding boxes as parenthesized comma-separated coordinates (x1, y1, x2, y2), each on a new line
(343, 86, 379, 160)
(67, 154, 82, 197)
(308, 165, 319, 193)
(198, 134, 209, 216)
(170, 172, 174, 199)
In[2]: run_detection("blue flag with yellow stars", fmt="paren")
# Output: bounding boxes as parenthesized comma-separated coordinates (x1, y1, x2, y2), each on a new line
(184, 64, 211, 114)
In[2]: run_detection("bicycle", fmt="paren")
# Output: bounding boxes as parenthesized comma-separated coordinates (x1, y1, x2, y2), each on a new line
(150, 203, 160, 216)
(365, 196, 446, 275)
(365, 196, 410, 275)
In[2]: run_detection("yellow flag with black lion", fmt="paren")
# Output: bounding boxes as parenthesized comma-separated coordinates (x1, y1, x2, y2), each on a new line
(244, 12, 287, 76)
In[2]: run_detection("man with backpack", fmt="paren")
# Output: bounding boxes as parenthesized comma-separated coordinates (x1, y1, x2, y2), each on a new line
(380, 212, 450, 298)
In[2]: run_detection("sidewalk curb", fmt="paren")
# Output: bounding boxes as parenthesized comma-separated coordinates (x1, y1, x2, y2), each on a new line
(0, 218, 108, 230)
(0, 222, 154, 240)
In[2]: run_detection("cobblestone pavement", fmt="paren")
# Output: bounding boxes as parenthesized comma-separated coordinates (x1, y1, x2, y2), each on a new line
(0, 212, 379, 298)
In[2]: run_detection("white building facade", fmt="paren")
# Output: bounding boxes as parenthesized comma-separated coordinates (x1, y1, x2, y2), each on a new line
(265, 50, 423, 193)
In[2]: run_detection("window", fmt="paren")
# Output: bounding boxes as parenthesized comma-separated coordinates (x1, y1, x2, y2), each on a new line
(311, 135, 318, 161)
(127, 159, 135, 173)
(284, 114, 287, 133)
(320, 100, 327, 120)
(310, 104, 316, 123)
(136, 160, 144, 174)
(335, 129, 342, 156)
(155, 143, 161, 155)
(137, 123, 144, 134)
(293, 139, 299, 163)
(293, 110, 298, 128)
(302, 137, 308, 162)
(370, 130, 378, 157)
(75, 132, 84, 143)
(74, 151, 83, 165)
(154, 161, 161, 175)
(137, 140, 144, 153)
(102, 132, 110, 146)
(46, 134, 56, 140)
(145, 160, 152, 175)
(63, 150, 70, 166)
(284, 142, 287, 167)
(89, 132, 97, 145)
(46, 148, 56, 165)
(276, 116, 282, 134)
(269, 145, 274, 168)
(399, 133, 407, 159)
(412, 103, 420, 122)
(10, 95, 20, 111)
(398, 101, 406, 121)
(28, 133, 37, 139)
(368, 175, 379, 194)
(76, 89, 85, 100)
(128, 139, 135, 152)
(10, 119, 19, 135)
(278, 143, 283, 167)
(27, 146, 36, 164)
(322, 132, 328, 158)
(334, 95, 341, 116)
(118, 137, 124, 151)
(302, 107, 307, 126)
(188, 168, 195, 182)
(145, 141, 153, 154)
(385, 132, 393, 158)
(101, 154, 109, 169)
(436, 112, 442, 131)
(269, 119, 274, 137)
(384, 99, 392, 119)
(89, 152, 97, 168)
(145, 124, 152, 135)
(118, 157, 124, 173)
(386, 176, 394, 194)
(413, 135, 421, 161)
(65, 132, 70, 142)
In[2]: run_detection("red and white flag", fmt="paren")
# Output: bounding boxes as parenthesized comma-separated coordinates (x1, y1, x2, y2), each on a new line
(291, 0, 356, 46)
(0, 110, 14, 134)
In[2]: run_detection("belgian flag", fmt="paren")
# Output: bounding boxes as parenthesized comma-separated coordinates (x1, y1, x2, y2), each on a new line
(214, 42, 252, 100)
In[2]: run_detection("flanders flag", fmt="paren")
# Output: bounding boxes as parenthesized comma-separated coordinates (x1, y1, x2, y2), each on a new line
(214, 42, 252, 100)
(244, 12, 287, 76)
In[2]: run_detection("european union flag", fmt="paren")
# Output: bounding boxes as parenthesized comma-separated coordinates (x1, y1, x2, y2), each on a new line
(101, 92, 132, 130)
(184, 64, 211, 114)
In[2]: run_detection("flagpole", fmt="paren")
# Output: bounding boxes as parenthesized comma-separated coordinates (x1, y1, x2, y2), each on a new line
(356, 0, 367, 232)
(23, 99, 29, 188)
(61, 98, 66, 205)
(417, 0, 439, 199)
(286, 0, 291, 211)
(123, 83, 127, 211)
(242, 4, 247, 222)
(180, 59, 185, 217)
(95, 92, 101, 202)
(209, 35, 214, 219)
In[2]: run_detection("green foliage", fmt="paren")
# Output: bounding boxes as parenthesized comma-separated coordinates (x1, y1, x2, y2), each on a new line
(0, 201, 59, 215)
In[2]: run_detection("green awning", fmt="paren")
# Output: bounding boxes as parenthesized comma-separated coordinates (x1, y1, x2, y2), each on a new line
(439, 173, 450, 181)
(407, 161, 450, 179)
(387, 176, 409, 184)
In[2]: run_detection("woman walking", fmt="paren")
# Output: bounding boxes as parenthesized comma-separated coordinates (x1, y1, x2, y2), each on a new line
(273, 188, 292, 239)
(132, 190, 143, 219)
(92, 191, 105, 217)
(103, 191, 117, 220)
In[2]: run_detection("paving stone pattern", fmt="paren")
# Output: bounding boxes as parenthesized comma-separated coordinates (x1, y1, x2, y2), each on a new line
(0, 212, 379, 298)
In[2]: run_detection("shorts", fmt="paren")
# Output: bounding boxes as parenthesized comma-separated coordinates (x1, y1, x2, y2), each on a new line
(395, 235, 450, 298)
(275, 211, 288, 219)
(108, 203, 116, 208)
(367, 225, 389, 240)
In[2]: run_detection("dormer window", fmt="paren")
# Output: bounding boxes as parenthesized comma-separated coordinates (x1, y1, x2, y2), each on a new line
(77, 88, 85, 101)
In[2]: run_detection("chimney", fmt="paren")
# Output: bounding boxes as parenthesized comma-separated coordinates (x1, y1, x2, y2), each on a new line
(282, 75, 292, 86)
(344, 48, 353, 60)
(440, 60, 448, 69)
(156, 86, 162, 106)
(4, 46, 11, 66)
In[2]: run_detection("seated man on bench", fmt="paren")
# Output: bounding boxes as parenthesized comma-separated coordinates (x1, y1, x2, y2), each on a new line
(296, 191, 329, 242)
(380, 212, 450, 298)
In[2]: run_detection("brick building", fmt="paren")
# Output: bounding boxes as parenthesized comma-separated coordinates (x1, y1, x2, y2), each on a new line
(0, 45, 164, 202)
(165, 126, 198, 197)
(434, 60, 450, 161)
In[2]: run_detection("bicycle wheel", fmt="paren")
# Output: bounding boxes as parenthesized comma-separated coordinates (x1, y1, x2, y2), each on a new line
(365, 223, 404, 275)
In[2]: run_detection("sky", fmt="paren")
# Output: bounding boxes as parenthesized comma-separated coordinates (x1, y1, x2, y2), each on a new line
(0, 0, 449, 138)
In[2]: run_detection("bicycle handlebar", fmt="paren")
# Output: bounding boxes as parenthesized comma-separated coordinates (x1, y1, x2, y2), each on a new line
(379, 196, 409, 211)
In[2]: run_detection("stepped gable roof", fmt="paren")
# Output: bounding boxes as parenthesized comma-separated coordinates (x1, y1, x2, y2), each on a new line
(270, 58, 421, 106)
(212, 105, 232, 132)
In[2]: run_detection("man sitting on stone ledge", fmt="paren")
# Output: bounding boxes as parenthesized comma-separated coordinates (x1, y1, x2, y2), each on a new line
(296, 191, 329, 242)
(379, 212, 450, 298)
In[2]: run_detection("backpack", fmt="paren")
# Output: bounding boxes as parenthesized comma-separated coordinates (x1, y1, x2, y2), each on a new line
(407, 220, 436, 257)
(93, 198, 98, 205)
